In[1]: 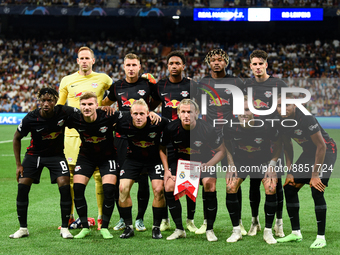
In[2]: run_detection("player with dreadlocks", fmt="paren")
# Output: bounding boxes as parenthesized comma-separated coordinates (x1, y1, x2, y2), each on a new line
(194, 49, 246, 239)
(10, 87, 74, 239)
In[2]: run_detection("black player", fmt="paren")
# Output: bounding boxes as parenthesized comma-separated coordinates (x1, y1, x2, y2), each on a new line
(68, 92, 121, 239)
(244, 49, 287, 237)
(160, 99, 226, 242)
(196, 48, 246, 235)
(224, 96, 282, 244)
(102, 53, 156, 232)
(116, 99, 168, 240)
(276, 95, 337, 249)
(151, 50, 198, 232)
(10, 88, 73, 239)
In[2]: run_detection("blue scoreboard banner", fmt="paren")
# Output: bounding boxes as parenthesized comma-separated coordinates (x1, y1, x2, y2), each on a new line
(194, 8, 323, 21)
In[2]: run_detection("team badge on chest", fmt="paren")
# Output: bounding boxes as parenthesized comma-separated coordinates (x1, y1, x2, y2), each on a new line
(138, 90, 146, 96)
(92, 83, 98, 88)
(181, 91, 189, 97)
(99, 126, 108, 133)
(294, 129, 302, 135)
(148, 132, 157, 138)
(254, 138, 264, 144)
(264, 91, 272, 98)
(194, 141, 203, 147)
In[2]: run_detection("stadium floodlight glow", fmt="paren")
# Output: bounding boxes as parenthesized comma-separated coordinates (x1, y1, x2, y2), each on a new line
(172, 15, 180, 19)
(248, 8, 270, 22)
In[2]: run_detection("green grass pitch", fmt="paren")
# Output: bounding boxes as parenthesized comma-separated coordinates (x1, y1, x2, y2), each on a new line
(0, 125, 339, 254)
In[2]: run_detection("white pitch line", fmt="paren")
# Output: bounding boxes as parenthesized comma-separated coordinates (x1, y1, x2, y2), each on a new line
(0, 138, 30, 144)
(1, 154, 25, 156)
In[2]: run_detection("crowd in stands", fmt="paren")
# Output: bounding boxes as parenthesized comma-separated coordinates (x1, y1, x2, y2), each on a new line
(0, 0, 107, 7)
(0, 38, 339, 116)
(1, 0, 340, 7)
(224, 0, 339, 7)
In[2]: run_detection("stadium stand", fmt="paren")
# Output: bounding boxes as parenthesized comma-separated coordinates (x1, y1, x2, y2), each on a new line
(0, 38, 339, 116)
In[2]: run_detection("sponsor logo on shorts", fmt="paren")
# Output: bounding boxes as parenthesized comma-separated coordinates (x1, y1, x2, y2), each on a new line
(62, 170, 68, 174)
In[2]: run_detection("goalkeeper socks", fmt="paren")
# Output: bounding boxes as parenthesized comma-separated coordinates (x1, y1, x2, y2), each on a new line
(59, 185, 72, 228)
(17, 183, 31, 228)
(74, 183, 89, 228)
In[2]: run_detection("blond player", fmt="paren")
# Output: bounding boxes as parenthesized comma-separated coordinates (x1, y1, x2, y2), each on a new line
(57, 46, 113, 229)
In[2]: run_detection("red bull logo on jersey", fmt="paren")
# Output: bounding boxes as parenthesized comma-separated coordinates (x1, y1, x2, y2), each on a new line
(238, 145, 261, 152)
(132, 140, 155, 148)
(293, 137, 308, 144)
(42, 131, 62, 140)
(138, 90, 146, 96)
(92, 83, 98, 88)
(165, 100, 180, 108)
(177, 147, 201, 154)
(99, 126, 108, 133)
(57, 119, 65, 127)
(294, 129, 302, 135)
(199, 84, 311, 117)
(148, 132, 157, 138)
(84, 136, 106, 143)
(122, 98, 135, 107)
(181, 91, 189, 97)
(209, 98, 230, 106)
(254, 99, 269, 109)
(75, 92, 83, 98)
(254, 138, 264, 144)
(264, 91, 272, 98)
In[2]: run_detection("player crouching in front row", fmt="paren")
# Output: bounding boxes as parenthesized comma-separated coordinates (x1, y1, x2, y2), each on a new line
(160, 99, 226, 242)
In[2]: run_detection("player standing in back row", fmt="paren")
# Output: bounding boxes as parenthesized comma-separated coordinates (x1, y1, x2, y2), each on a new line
(151, 51, 198, 232)
(244, 49, 287, 237)
(196, 49, 246, 235)
(102, 53, 157, 232)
